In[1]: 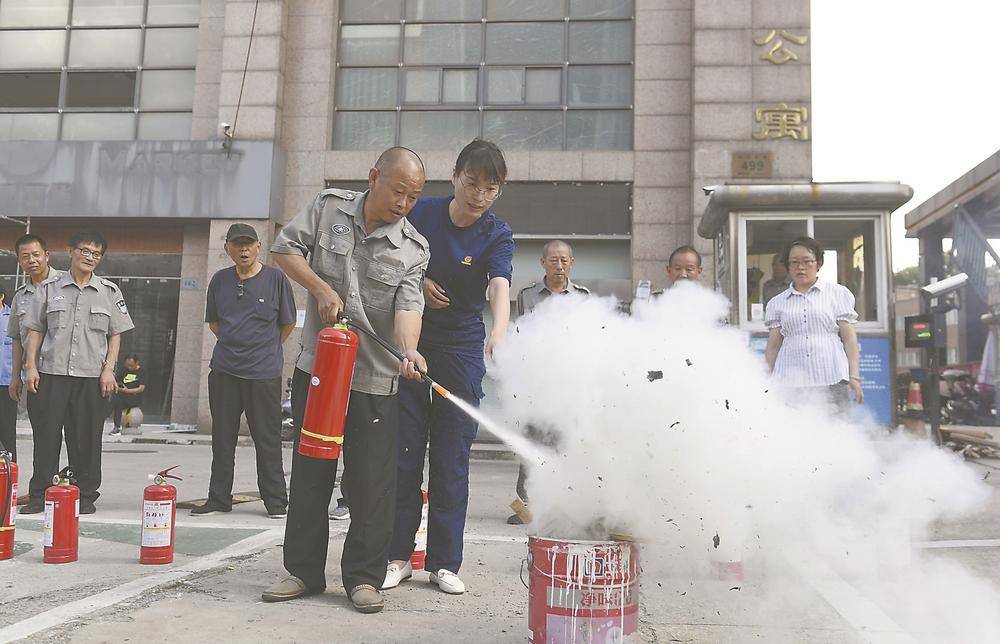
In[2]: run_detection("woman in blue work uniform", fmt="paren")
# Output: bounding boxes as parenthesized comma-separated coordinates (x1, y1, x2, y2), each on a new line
(385, 139, 513, 595)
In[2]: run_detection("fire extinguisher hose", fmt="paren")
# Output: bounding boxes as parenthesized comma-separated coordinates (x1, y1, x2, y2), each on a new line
(0, 448, 12, 533)
(338, 317, 452, 400)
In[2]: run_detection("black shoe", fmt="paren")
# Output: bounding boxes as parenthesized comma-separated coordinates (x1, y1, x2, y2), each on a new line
(191, 501, 232, 516)
(20, 499, 44, 514)
(80, 500, 96, 514)
(506, 514, 524, 525)
(266, 506, 287, 519)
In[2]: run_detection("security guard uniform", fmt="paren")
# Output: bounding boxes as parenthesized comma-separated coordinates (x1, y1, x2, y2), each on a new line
(7, 268, 61, 492)
(513, 278, 590, 503)
(23, 270, 134, 506)
(517, 278, 591, 316)
(271, 187, 428, 595)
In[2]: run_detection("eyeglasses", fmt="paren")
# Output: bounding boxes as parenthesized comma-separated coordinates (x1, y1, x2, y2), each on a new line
(237, 282, 245, 298)
(458, 174, 502, 200)
(75, 247, 102, 260)
(788, 259, 817, 268)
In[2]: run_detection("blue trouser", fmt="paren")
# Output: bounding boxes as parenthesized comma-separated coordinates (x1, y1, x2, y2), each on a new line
(389, 348, 482, 574)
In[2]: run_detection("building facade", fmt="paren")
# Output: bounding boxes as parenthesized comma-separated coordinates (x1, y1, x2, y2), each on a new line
(0, 0, 812, 429)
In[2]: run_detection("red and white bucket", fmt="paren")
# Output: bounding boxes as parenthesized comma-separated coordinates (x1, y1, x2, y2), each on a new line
(409, 489, 429, 571)
(526, 536, 641, 644)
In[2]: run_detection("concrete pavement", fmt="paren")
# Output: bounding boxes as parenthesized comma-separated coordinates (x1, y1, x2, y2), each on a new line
(1, 437, 999, 642)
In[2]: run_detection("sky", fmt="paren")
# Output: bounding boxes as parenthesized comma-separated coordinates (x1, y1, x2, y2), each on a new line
(810, 0, 1000, 271)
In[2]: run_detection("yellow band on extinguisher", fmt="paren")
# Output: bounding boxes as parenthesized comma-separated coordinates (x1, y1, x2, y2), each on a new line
(0, 526, 14, 532)
(299, 429, 344, 444)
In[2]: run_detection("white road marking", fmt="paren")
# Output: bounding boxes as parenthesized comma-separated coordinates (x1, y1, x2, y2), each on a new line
(783, 544, 916, 644)
(914, 538, 1000, 549)
(0, 528, 283, 644)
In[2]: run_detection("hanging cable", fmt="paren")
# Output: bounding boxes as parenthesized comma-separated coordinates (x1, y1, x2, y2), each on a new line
(226, 0, 260, 158)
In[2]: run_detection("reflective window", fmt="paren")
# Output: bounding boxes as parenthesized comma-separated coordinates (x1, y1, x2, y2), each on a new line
(333, 112, 396, 150)
(139, 70, 196, 109)
(341, 0, 401, 22)
(399, 111, 479, 150)
(336, 68, 398, 108)
(143, 28, 199, 67)
(339, 25, 400, 65)
(0, 73, 61, 108)
(71, 0, 144, 26)
(0, 30, 66, 69)
(69, 29, 142, 68)
(568, 66, 632, 106)
(0, 0, 69, 27)
(406, 0, 481, 21)
(147, 0, 202, 25)
(814, 219, 879, 322)
(334, 1, 634, 150)
(0, 2, 199, 140)
(138, 112, 192, 139)
(66, 72, 137, 108)
(404, 24, 481, 65)
(486, 0, 564, 20)
(484, 111, 563, 150)
(486, 23, 564, 64)
(62, 112, 136, 140)
(0, 113, 60, 140)
(566, 110, 631, 150)
(569, 21, 633, 63)
(442, 69, 477, 104)
(744, 219, 808, 323)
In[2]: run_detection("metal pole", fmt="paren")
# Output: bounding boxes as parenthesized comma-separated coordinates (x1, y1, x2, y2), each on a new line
(926, 307, 943, 445)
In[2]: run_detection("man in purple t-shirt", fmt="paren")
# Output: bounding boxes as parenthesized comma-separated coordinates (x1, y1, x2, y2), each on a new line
(193, 223, 296, 518)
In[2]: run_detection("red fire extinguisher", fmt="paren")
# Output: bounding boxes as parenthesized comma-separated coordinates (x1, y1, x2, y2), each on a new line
(410, 489, 429, 571)
(298, 324, 359, 459)
(0, 448, 16, 561)
(44, 467, 79, 564)
(141, 466, 181, 565)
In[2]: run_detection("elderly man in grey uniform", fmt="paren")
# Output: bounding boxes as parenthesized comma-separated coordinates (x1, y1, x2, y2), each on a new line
(23, 231, 134, 514)
(262, 148, 430, 614)
(509, 240, 589, 524)
(8, 234, 62, 512)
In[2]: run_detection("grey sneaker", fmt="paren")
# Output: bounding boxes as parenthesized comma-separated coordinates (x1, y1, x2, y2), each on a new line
(328, 504, 350, 521)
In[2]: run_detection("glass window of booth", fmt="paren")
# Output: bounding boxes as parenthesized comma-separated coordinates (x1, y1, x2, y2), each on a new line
(739, 214, 884, 330)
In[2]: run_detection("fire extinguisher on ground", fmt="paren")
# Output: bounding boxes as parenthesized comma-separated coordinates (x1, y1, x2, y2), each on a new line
(0, 446, 16, 561)
(141, 466, 181, 564)
(44, 467, 79, 564)
(298, 324, 359, 460)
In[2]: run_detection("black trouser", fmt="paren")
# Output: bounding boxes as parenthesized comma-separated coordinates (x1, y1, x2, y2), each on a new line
(207, 370, 287, 511)
(0, 388, 16, 462)
(514, 424, 557, 503)
(288, 370, 349, 506)
(283, 367, 398, 593)
(111, 393, 141, 428)
(33, 375, 105, 504)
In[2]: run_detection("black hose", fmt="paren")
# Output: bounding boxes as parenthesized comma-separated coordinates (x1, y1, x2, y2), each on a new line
(0, 449, 11, 534)
(338, 317, 442, 391)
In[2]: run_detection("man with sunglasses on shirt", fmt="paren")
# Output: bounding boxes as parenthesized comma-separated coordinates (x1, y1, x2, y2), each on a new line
(21, 231, 133, 514)
(192, 223, 295, 519)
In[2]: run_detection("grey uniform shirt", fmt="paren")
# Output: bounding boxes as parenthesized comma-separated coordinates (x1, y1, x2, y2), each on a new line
(517, 278, 590, 316)
(8, 268, 62, 347)
(271, 188, 429, 396)
(23, 271, 135, 377)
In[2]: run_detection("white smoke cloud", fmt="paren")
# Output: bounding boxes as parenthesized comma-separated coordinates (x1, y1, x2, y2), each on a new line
(490, 282, 999, 641)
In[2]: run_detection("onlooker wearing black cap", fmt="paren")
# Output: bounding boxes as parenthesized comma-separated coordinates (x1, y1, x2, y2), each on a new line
(192, 223, 296, 518)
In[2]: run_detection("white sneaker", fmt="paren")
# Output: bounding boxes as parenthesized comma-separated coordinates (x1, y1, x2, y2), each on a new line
(382, 560, 412, 589)
(429, 569, 465, 595)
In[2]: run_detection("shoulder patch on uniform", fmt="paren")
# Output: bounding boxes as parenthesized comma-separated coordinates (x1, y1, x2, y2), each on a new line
(332, 223, 351, 235)
(319, 187, 357, 201)
(100, 277, 120, 291)
(116, 299, 128, 315)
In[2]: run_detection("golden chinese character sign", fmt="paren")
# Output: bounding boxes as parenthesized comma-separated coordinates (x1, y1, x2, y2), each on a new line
(753, 29, 808, 65)
(753, 103, 809, 141)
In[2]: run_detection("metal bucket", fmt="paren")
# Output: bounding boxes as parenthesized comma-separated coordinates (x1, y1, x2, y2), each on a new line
(525, 536, 641, 643)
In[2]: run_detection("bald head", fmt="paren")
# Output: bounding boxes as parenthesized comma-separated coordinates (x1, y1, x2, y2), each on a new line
(374, 146, 425, 175)
(541, 239, 574, 289)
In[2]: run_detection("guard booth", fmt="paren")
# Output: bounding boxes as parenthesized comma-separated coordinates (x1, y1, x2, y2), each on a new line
(698, 182, 913, 426)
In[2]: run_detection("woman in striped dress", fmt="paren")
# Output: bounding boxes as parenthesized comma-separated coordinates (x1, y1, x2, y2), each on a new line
(764, 237, 864, 412)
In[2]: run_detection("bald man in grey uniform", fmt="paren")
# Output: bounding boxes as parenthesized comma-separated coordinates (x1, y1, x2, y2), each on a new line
(262, 148, 430, 614)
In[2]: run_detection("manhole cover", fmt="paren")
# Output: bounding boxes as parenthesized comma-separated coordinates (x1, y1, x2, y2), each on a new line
(103, 449, 159, 454)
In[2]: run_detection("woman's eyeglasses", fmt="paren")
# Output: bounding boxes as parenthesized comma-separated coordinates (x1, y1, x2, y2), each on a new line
(458, 174, 502, 200)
